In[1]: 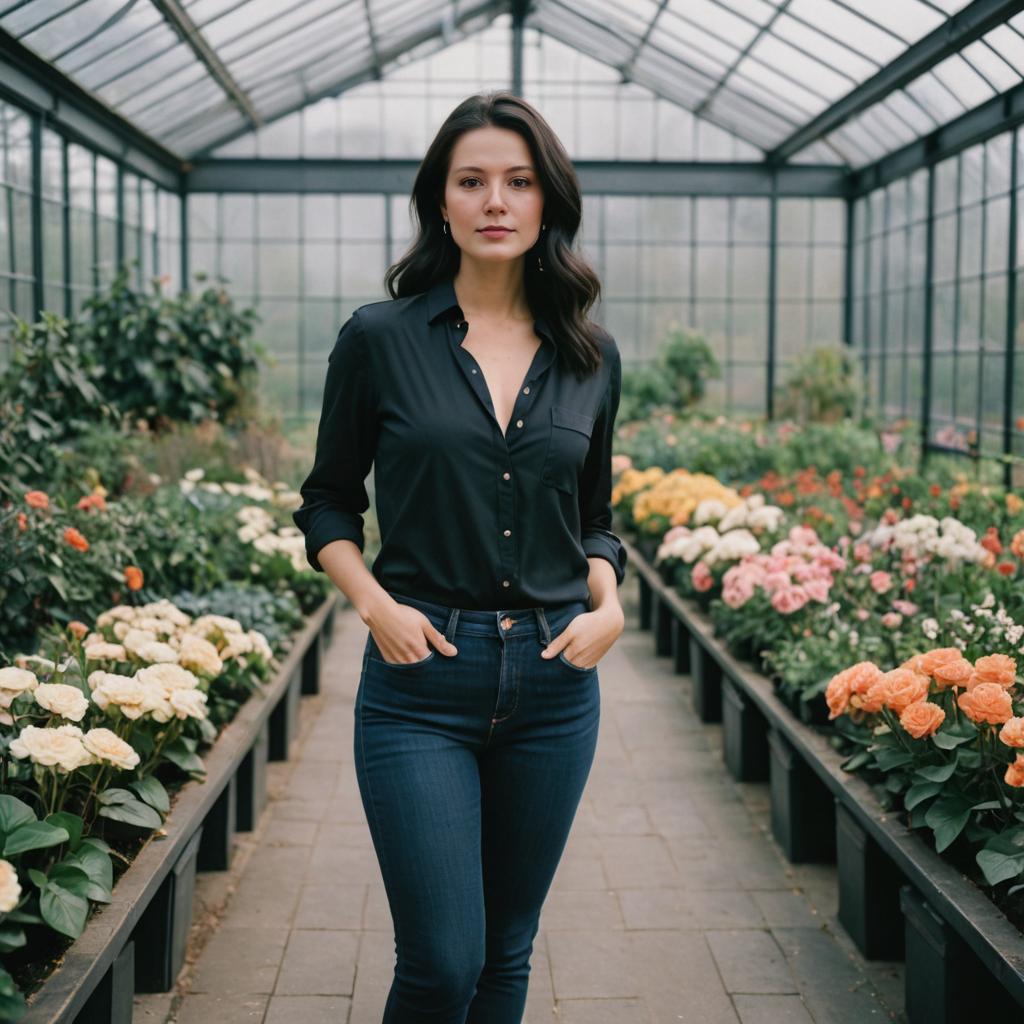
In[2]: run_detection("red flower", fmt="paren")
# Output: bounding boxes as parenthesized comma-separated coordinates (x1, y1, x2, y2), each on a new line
(16, 512, 27, 532)
(997, 561, 1017, 576)
(981, 527, 1002, 555)
(929, 484, 941, 498)
(25, 491, 49, 510)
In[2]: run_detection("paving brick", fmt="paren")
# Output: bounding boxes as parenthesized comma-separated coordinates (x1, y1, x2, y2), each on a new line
(264, 994, 353, 1023)
(555, 997, 650, 1022)
(274, 928, 359, 996)
(293, 882, 366, 930)
(172, 992, 268, 1023)
(706, 930, 798, 995)
(189, 926, 289, 994)
(538, 888, 623, 930)
(733, 994, 816, 1023)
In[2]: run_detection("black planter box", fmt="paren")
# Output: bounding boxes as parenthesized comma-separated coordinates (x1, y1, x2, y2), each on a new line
(638, 573, 653, 631)
(768, 726, 835, 863)
(72, 940, 134, 1024)
(653, 591, 674, 657)
(670, 615, 691, 674)
(301, 627, 323, 696)
(900, 885, 1020, 1022)
(235, 718, 269, 832)
(689, 636, 722, 723)
(196, 774, 237, 872)
(722, 674, 769, 782)
(269, 665, 302, 761)
(835, 801, 905, 960)
(132, 825, 203, 993)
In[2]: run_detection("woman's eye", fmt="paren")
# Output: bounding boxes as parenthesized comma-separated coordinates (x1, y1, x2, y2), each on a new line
(511, 178, 530, 187)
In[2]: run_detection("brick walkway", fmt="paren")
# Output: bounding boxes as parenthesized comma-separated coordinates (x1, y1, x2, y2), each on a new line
(135, 572, 906, 1023)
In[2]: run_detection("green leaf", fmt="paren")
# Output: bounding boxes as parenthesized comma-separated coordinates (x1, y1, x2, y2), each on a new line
(45, 864, 91, 900)
(160, 739, 205, 775)
(4, 821, 70, 857)
(976, 831, 1024, 887)
(873, 748, 914, 771)
(916, 761, 958, 783)
(45, 812, 84, 852)
(925, 793, 975, 853)
(26, 868, 47, 890)
(905, 781, 943, 810)
(97, 788, 135, 806)
(97, 798, 162, 830)
(79, 836, 112, 855)
(0, 926, 25, 955)
(841, 750, 872, 772)
(63, 845, 113, 903)
(129, 775, 169, 814)
(0, 796, 36, 840)
(932, 720, 978, 750)
(39, 880, 89, 939)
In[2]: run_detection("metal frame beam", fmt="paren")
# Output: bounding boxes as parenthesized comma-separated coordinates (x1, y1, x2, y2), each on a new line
(0, 27, 183, 190)
(768, 0, 1023, 163)
(511, 0, 530, 95)
(185, 158, 848, 196)
(148, 0, 260, 133)
(849, 78, 1024, 197)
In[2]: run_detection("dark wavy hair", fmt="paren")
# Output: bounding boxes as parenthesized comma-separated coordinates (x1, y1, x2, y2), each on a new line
(384, 91, 605, 377)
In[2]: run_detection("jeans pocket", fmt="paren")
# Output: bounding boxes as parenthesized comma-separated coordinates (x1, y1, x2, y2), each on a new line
(558, 649, 594, 673)
(367, 632, 437, 669)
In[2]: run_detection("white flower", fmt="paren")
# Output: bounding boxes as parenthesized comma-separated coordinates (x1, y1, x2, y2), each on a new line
(747, 505, 785, 531)
(190, 615, 244, 637)
(33, 683, 90, 722)
(717, 504, 749, 533)
(134, 641, 179, 664)
(91, 676, 163, 721)
(922, 618, 940, 640)
(135, 663, 201, 694)
(9, 724, 95, 772)
(82, 728, 141, 771)
(0, 667, 39, 710)
(95, 606, 137, 628)
(183, 468, 205, 482)
(168, 688, 208, 720)
(84, 641, 128, 662)
(693, 499, 729, 526)
(247, 630, 273, 662)
(176, 636, 223, 678)
(13, 654, 55, 674)
(0, 860, 21, 912)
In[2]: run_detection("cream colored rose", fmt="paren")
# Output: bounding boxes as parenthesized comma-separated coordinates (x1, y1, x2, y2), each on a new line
(139, 600, 190, 627)
(191, 614, 244, 637)
(0, 860, 22, 913)
(169, 688, 209, 720)
(95, 605, 137, 628)
(91, 676, 158, 720)
(220, 632, 254, 660)
(0, 667, 38, 693)
(84, 641, 128, 663)
(111, 622, 131, 641)
(82, 727, 141, 770)
(33, 683, 90, 722)
(247, 631, 273, 662)
(13, 654, 55, 673)
(135, 617, 178, 637)
(177, 636, 223, 677)
(9, 724, 95, 772)
(134, 641, 179, 664)
(135, 663, 201, 693)
(121, 629, 158, 658)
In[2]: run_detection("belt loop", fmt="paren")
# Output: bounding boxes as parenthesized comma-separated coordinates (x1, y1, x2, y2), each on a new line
(534, 607, 551, 645)
(444, 607, 459, 643)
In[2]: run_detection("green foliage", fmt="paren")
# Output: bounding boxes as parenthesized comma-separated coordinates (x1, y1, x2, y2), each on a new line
(620, 326, 720, 423)
(776, 346, 859, 423)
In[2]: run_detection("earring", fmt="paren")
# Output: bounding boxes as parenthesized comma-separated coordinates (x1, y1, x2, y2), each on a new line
(443, 220, 449, 235)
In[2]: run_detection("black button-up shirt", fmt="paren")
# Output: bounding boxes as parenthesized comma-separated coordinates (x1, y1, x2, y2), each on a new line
(292, 274, 627, 610)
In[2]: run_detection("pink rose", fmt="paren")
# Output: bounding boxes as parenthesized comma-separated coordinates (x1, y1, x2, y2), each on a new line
(804, 579, 831, 603)
(854, 543, 872, 563)
(771, 586, 809, 615)
(762, 571, 792, 595)
(892, 600, 919, 616)
(856, 608, 871, 621)
(869, 570, 893, 594)
(691, 562, 713, 593)
(881, 612, 903, 629)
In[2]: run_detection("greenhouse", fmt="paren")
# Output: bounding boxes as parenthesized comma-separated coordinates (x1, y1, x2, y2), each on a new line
(2, 0, 1024, 1021)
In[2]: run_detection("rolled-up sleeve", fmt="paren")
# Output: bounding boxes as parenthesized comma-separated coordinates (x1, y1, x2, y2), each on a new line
(292, 310, 378, 572)
(578, 340, 627, 586)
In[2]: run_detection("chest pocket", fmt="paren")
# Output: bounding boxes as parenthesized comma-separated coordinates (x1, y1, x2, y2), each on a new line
(541, 405, 594, 495)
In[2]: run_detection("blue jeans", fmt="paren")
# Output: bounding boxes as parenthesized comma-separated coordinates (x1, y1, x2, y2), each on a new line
(353, 588, 601, 1023)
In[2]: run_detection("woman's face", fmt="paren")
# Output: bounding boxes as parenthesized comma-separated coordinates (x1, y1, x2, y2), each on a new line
(440, 125, 545, 266)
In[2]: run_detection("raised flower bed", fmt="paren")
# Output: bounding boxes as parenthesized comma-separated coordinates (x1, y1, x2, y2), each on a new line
(626, 537, 1024, 1020)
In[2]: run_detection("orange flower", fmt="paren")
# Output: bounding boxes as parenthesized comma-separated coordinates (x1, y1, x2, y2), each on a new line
(25, 491, 49, 510)
(16, 512, 27, 532)
(929, 484, 941, 498)
(63, 527, 89, 552)
(900, 701, 945, 739)
(864, 668, 931, 715)
(981, 527, 1003, 555)
(910, 647, 962, 677)
(1004, 754, 1024, 788)
(957, 682, 1013, 725)
(930, 658, 974, 691)
(825, 662, 883, 719)
(67, 621, 89, 639)
(124, 566, 144, 591)
(997, 561, 1017, 576)
(901, 497, 912, 510)
(76, 493, 108, 512)
(968, 654, 1017, 690)
(998, 717, 1024, 749)
(1011, 530, 1024, 560)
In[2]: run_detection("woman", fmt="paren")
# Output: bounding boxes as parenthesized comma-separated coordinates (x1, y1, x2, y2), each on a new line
(292, 90, 627, 1023)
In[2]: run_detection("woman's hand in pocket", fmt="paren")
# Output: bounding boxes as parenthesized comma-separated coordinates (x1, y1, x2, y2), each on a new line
(541, 604, 625, 670)
(367, 600, 458, 664)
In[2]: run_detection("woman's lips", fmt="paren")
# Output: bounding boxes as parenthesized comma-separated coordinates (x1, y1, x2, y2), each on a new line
(479, 227, 512, 237)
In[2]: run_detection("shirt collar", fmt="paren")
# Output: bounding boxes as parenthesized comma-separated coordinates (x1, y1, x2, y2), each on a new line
(425, 275, 554, 345)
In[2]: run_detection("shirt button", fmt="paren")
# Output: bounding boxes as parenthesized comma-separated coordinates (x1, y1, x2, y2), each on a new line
(503, 529, 511, 537)
(515, 419, 523, 428)
(523, 386, 530, 394)
(502, 472, 510, 480)
(471, 368, 477, 373)
(502, 580, 510, 587)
